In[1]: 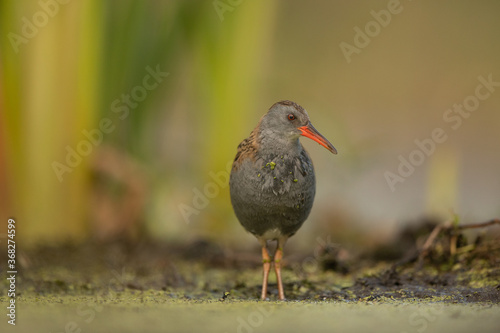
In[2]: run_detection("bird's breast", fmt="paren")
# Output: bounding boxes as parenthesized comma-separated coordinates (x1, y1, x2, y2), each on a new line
(229, 148, 316, 226)
(229, 149, 317, 237)
(256, 152, 314, 196)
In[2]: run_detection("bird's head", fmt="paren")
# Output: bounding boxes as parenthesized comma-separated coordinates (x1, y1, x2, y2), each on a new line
(259, 100, 337, 154)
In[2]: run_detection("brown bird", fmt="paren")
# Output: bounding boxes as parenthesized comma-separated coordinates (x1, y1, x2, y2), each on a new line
(229, 100, 337, 300)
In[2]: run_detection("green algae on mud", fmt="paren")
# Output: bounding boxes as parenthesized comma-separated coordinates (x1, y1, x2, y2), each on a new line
(1, 239, 499, 303)
(1, 238, 499, 331)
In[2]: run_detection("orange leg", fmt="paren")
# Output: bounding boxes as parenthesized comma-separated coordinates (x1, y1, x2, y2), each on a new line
(274, 247, 285, 300)
(261, 246, 272, 300)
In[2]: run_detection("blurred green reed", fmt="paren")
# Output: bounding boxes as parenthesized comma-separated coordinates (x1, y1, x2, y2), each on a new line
(3, 1, 500, 247)
(0, 0, 277, 245)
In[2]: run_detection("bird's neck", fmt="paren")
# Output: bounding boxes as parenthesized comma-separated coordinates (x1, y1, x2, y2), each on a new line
(257, 129, 302, 156)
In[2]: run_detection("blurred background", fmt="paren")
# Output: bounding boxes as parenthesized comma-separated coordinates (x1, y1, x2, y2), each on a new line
(1, 0, 499, 251)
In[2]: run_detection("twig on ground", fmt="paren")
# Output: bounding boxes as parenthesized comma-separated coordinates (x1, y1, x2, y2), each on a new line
(393, 219, 500, 271)
(453, 219, 500, 230)
(416, 223, 448, 269)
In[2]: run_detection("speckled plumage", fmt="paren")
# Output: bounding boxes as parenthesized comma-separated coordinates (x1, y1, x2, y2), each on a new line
(230, 141, 315, 238)
(229, 100, 337, 300)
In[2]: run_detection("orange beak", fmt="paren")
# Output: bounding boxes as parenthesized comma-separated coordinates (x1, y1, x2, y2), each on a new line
(298, 123, 337, 154)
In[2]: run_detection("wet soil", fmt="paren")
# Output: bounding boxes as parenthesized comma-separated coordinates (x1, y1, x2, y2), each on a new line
(3, 234, 498, 304)
(1, 232, 499, 332)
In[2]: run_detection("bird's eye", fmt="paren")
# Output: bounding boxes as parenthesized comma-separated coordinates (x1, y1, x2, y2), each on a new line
(287, 114, 296, 121)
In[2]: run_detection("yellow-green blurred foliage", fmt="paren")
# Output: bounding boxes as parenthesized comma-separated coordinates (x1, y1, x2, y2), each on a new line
(1, 0, 500, 248)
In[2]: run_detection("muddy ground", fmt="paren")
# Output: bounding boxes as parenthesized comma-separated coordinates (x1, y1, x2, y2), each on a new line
(1, 223, 499, 332)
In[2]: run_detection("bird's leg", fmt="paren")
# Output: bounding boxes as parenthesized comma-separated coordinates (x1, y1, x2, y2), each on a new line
(261, 245, 272, 300)
(274, 247, 285, 300)
(274, 238, 287, 300)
